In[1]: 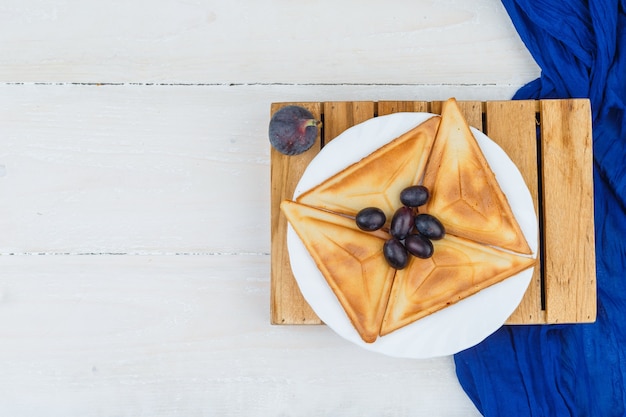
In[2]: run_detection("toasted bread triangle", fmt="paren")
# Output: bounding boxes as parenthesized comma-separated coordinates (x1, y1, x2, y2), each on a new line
(422, 98, 532, 254)
(380, 234, 535, 336)
(297, 115, 440, 219)
(281, 200, 396, 343)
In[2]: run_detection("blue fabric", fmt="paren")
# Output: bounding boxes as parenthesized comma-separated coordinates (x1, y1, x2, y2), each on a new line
(453, 1, 626, 415)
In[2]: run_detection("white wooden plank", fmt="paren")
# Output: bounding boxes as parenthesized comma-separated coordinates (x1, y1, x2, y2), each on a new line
(0, 0, 539, 84)
(0, 254, 480, 417)
(0, 0, 543, 414)
(0, 83, 524, 255)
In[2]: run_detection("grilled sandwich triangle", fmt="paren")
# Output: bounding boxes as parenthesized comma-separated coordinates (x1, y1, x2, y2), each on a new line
(380, 234, 536, 336)
(296, 115, 440, 219)
(281, 200, 396, 343)
(421, 99, 532, 254)
(281, 98, 535, 344)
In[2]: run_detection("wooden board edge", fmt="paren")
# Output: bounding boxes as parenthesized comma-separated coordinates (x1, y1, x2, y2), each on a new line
(484, 100, 545, 325)
(270, 102, 323, 325)
(539, 98, 597, 324)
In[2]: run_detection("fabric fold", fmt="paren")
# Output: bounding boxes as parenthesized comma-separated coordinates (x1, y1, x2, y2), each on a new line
(453, 1, 626, 415)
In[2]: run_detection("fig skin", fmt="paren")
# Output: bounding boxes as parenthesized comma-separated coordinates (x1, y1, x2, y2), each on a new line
(269, 105, 320, 155)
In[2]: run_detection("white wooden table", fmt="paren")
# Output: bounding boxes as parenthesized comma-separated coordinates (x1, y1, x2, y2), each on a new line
(0, 1, 540, 415)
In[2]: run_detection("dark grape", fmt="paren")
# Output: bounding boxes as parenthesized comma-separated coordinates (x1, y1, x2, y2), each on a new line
(355, 207, 386, 231)
(414, 213, 445, 240)
(405, 234, 434, 258)
(390, 206, 414, 240)
(400, 185, 429, 207)
(383, 238, 409, 269)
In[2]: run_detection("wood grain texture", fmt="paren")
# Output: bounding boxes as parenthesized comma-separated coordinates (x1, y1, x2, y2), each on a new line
(378, 101, 430, 115)
(540, 99, 596, 323)
(0, 0, 539, 84)
(323, 102, 377, 143)
(0, 83, 519, 255)
(0, 254, 480, 417)
(270, 102, 323, 325)
(431, 100, 483, 130)
(270, 101, 377, 325)
(485, 100, 544, 324)
(0, 1, 558, 414)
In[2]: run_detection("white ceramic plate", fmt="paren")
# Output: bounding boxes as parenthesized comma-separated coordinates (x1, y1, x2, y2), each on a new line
(287, 112, 538, 359)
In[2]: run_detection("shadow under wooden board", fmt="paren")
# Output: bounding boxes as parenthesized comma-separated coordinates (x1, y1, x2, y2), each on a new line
(270, 100, 596, 326)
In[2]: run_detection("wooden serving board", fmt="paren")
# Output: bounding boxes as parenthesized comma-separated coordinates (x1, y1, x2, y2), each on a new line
(270, 100, 596, 326)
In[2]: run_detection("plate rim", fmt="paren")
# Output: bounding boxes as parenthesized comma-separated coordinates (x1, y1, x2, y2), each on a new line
(286, 111, 537, 358)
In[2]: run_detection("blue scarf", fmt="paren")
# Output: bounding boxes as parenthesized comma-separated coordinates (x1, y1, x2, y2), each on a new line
(454, 1, 626, 415)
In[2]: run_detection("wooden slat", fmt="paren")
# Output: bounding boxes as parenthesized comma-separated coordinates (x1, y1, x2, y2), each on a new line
(540, 99, 596, 323)
(270, 101, 376, 325)
(485, 100, 544, 324)
(323, 101, 376, 143)
(431, 100, 483, 131)
(270, 102, 323, 325)
(378, 101, 429, 115)
(0, 0, 541, 86)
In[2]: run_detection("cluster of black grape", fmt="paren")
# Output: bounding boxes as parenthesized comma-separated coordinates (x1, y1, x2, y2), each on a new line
(355, 185, 445, 269)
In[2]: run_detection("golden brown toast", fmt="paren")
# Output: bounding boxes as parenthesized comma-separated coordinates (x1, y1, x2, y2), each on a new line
(421, 98, 532, 255)
(297, 115, 440, 219)
(380, 234, 535, 336)
(282, 101, 536, 343)
(281, 200, 396, 343)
